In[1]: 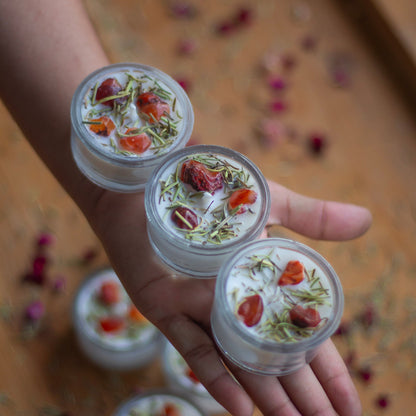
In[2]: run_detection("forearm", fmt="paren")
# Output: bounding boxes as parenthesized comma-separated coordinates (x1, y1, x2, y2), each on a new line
(0, 0, 109, 216)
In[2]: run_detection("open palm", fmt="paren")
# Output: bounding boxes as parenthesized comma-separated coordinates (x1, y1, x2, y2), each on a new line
(89, 179, 371, 416)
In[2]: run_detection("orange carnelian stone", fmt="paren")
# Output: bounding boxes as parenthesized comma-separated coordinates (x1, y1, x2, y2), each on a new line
(228, 188, 257, 214)
(278, 260, 305, 286)
(88, 116, 116, 137)
(119, 128, 151, 154)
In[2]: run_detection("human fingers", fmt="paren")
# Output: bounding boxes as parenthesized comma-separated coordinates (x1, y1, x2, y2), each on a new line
(310, 339, 362, 416)
(228, 362, 301, 416)
(267, 180, 372, 241)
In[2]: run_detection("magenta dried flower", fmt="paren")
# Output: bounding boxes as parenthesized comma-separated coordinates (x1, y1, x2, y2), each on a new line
(25, 300, 44, 322)
(32, 255, 47, 276)
(281, 53, 297, 72)
(36, 232, 55, 247)
(308, 133, 327, 155)
(360, 302, 377, 329)
(234, 7, 254, 26)
(375, 394, 390, 409)
(270, 100, 287, 113)
(300, 34, 318, 51)
(268, 76, 287, 91)
(170, 2, 196, 18)
(177, 39, 197, 55)
(176, 77, 192, 93)
(81, 247, 98, 265)
(358, 366, 373, 383)
(216, 21, 235, 36)
(258, 118, 285, 148)
(334, 321, 351, 336)
(52, 275, 66, 293)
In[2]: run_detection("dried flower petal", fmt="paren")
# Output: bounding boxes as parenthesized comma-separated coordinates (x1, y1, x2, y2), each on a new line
(25, 300, 44, 322)
(175, 77, 192, 93)
(270, 100, 287, 113)
(36, 232, 55, 247)
(300, 34, 318, 51)
(257, 118, 285, 148)
(52, 275, 66, 293)
(170, 2, 197, 18)
(234, 7, 254, 26)
(308, 133, 326, 155)
(358, 366, 373, 383)
(375, 394, 390, 409)
(177, 39, 197, 55)
(268, 76, 287, 91)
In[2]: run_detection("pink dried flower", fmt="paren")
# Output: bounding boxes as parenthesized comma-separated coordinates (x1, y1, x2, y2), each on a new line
(308, 133, 327, 155)
(177, 39, 197, 55)
(268, 76, 287, 91)
(32, 255, 47, 276)
(375, 394, 390, 409)
(81, 248, 98, 265)
(281, 53, 297, 72)
(216, 21, 235, 36)
(270, 100, 287, 113)
(52, 275, 66, 293)
(170, 2, 196, 18)
(258, 118, 285, 148)
(234, 7, 254, 26)
(176, 77, 192, 93)
(358, 366, 373, 383)
(300, 34, 318, 51)
(25, 300, 44, 322)
(334, 321, 351, 336)
(37, 232, 55, 247)
(360, 302, 377, 328)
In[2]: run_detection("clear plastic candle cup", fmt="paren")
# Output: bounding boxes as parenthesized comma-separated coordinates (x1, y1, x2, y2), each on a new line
(144, 145, 271, 278)
(113, 389, 207, 416)
(70, 62, 194, 192)
(211, 238, 344, 376)
(72, 268, 163, 371)
(161, 341, 226, 415)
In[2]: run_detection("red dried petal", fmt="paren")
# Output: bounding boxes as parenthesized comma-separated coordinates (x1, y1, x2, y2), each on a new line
(278, 260, 305, 286)
(237, 294, 263, 327)
(289, 305, 321, 328)
(25, 300, 44, 322)
(228, 188, 257, 214)
(180, 159, 223, 193)
(375, 394, 390, 409)
(308, 133, 326, 155)
(270, 100, 287, 113)
(171, 206, 200, 229)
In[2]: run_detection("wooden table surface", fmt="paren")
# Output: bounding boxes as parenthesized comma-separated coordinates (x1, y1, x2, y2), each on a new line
(1, 0, 416, 415)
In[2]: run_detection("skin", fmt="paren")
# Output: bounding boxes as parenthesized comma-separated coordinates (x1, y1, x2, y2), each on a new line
(0, 1, 371, 415)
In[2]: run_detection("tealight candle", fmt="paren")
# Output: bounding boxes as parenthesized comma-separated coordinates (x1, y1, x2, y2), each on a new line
(144, 145, 271, 278)
(71, 63, 194, 192)
(162, 341, 225, 415)
(113, 390, 206, 416)
(211, 238, 344, 375)
(72, 268, 163, 371)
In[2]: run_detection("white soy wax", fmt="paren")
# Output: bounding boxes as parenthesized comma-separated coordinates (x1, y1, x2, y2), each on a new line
(211, 238, 344, 376)
(145, 145, 271, 278)
(72, 268, 163, 371)
(71, 63, 194, 192)
(113, 390, 206, 416)
(162, 341, 225, 415)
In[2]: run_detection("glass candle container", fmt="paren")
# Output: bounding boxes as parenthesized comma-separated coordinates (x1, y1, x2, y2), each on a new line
(72, 268, 163, 371)
(211, 238, 344, 376)
(113, 389, 206, 416)
(70, 62, 194, 192)
(162, 340, 225, 415)
(144, 145, 271, 278)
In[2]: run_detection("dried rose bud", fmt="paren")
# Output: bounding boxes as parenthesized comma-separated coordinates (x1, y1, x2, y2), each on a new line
(25, 300, 44, 322)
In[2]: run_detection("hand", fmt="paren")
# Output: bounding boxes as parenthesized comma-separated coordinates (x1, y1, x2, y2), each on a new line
(89, 179, 371, 416)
